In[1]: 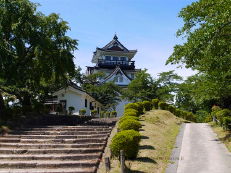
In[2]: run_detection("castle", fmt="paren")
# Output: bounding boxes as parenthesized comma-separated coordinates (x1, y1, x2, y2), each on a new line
(86, 35, 140, 116)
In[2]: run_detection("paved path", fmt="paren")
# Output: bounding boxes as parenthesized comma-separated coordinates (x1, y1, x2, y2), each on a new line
(177, 123, 231, 173)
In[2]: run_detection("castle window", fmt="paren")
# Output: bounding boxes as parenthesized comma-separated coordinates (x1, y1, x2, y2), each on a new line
(105, 56, 111, 61)
(113, 56, 119, 61)
(131, 73, 134, 79)
(120, 57, 127, 61)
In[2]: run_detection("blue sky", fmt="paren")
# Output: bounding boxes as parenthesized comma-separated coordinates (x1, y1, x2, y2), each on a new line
(31, 0, 196, 78)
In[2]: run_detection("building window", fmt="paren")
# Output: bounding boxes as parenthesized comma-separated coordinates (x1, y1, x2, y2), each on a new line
(113, 56, 119, 61)
(90, 102, 93, 110)
(85, 99, 87, 108)
(120, 57, 127, 61)
(131, 73, 135, 79)
(105, 56, 111, 61)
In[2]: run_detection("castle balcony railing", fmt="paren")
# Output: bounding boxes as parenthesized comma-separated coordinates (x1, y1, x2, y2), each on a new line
(97, 60, 135, 69)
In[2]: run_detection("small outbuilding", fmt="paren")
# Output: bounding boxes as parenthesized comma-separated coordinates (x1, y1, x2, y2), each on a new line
(52, 82, 102, 116)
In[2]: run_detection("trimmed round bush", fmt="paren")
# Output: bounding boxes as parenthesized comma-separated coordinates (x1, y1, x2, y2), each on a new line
(152, 99, 159, 109)
(135, 102, 144, 114)
(111, 111, 117, 117)
(168, 105, 176, 114)
(124, 108, 139, 117)
(119, 116, 139, 124)
(158, 102, 168, 110)
(110, 130, 141, 159)
(119, 119, 141, 131)
(142, 101, 152, 111)
(79, 109, 86, 116)
(91, 110, 97, 116)
(125, 103, 142, 115)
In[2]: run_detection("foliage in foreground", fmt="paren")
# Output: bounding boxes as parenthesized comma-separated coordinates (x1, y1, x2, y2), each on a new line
(110, 130, 141, 159)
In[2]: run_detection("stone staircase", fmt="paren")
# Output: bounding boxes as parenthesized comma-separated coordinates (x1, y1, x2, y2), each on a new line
(0, 125, 113, 173)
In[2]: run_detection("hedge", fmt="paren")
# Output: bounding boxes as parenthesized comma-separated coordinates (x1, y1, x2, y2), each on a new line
(152, 99, 159, 109)
(110, 130, 141, 159)
(124, 108, 139, 117)
(142, 101, 152, 111)
(125, 103, 142, 115)
(118, 119, 141, 131)
(158, 101, 168, 110)
(119, 116, 139, 124)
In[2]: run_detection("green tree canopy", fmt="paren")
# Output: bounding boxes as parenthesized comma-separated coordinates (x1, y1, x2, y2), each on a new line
(0, 0, 78, 115)
(167, 0, 231, 109)
(122, 70, 182, 103)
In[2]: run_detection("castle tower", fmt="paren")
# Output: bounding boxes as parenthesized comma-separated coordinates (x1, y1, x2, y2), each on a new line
(86, 35, 140, 116)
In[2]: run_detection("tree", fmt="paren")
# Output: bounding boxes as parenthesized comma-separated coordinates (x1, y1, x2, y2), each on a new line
(0, 0, 78, 116)
(122, 70, 158, 102)
(156, 70, 182, 102)
(167, 0, 231, 108)
(122, 70, 182, 102)
(81, 72, 121, 110)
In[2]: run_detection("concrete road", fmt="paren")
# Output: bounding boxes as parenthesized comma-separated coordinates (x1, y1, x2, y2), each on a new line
(177, 123, 231, 173)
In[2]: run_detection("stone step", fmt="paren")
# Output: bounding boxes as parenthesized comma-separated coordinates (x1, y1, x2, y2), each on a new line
(18, 128, 112, 132)
(0, 153, 102, 160)
(0, 160, 99, 169)
(0, 167, 97, 173)
(0, 138, 107, 144)
(11, 131, 111, 135)
(4, 134, 109, 139)
(0, 148, 104, 154)
(0, 143, 106, 149)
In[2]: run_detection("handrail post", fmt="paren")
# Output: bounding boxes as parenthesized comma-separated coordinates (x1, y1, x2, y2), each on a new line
(120, 150, 125, 173)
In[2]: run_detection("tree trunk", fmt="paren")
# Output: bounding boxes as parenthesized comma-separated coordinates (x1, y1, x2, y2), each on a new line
(0, 92, 6, 118)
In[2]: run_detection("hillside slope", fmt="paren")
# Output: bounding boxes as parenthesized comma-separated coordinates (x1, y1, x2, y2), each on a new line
(99, 110, 184, 173)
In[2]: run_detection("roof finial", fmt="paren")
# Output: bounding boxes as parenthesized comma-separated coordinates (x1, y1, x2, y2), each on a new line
(113, 33, 118, 40)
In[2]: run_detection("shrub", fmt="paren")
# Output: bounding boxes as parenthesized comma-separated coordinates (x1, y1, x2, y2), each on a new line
(100, 111, 105, 118)
(119, 119, 141, 131)
(175, 109, 181, 117)
(124, 108, 139, 117)
(111, 111, 117, 117)
(158, 101, 168, 110)
(79, 109, 86, 116)
(195, 110, 209, 123)
(142, 101, 152, 111)
(152, 99, 159, 109)
(68, 106, 75, 115)
(91, 110, 97, 116)
(216, 109, 231, 126)
(211, 105, 222, 112)
(119, 116, 139, 124)
(168, 105, 176, 114)
(135, 102, 144, 114)
(0, 125, 10, 135)
(125, 103, 142, 115)
(105, 112, 110, 118)
(110, 130, 141, 159)
(223, 117, 231, 130)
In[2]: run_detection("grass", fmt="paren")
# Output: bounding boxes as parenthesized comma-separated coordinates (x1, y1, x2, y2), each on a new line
(209, 122, 231, 152)
(98, 109, 184, 173)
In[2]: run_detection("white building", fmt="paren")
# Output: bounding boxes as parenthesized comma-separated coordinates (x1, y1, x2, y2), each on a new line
(86, 35, 140, 116)
(53, 82, 102, 116)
